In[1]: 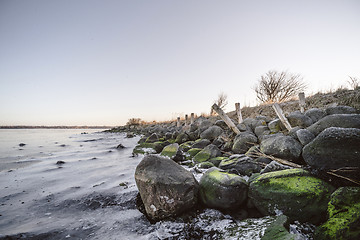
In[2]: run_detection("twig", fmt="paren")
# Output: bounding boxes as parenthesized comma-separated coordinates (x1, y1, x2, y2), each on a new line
(327, 171, 360, 186)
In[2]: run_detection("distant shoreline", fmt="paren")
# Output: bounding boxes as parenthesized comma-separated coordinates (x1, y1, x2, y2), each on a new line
(0, 126, 114, 129)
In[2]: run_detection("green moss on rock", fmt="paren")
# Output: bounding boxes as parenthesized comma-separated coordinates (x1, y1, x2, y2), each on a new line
(193, 150, 211, 163)
(186, 148, 202, 160)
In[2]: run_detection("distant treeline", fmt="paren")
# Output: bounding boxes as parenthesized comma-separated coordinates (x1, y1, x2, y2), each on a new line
(0, 126, 113, 129)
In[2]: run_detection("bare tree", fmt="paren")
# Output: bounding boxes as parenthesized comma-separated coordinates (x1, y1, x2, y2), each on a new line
(127, 118, 142, 127)
(254, 70, 306, 103)
(210, 92, 228, 115)
(348, 76, 359, 90)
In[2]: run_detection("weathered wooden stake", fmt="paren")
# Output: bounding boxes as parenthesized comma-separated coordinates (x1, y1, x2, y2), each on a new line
(235, 103, 243, 123)
(190, 113, 195, 124)
(272, 103, 292, 131)
(299, 92, 306, 113)
(185, 114, 188, 127)
(212, 104, 240, 135)
(177, 117, 181, 128)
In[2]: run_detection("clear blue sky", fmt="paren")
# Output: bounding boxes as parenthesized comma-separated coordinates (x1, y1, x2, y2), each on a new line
(1, 0, 359, 126)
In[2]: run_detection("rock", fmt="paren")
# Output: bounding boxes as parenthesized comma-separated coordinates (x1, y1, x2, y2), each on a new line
(214, 120, 227, 129)
(232, 132, 258, 154)
(19, 143, 26, 147)
(179, 141, 194, 152)
(199, 168, 248, 209)
(126, 132, 135, 138)
(260, 135, 302, 162)
(261, 215, 295, 240)
(135, 155, 198, 221)
(212, 137, 225, 149)
(198, 119, 214, 133)
(56, 161, 65, 165)
(243, 118, 267, 131)
(295, 129, 315, 146)
(254, 125, 270, 138)
(175, 132, 190, 144)
(193, 144, 222, 163)
(268, 119, 283, 133)
(200, 126, 224, 141)
(145, 133, 159, 143)
(132, 142, 158, 155)
(219, 156, 262, 176)
(160, 143, 184, 162)
(260, 161, 291, 174)
(325, 105, 357, 115)
(116, 143, 126, 149)
(305, 108, 327, 123)
(186, 148, 202, 160)
(307, 114, 360, 136)
(192, 139, 211, 149)
(315, 187, 360, 240)
(302, 127, 360, 170)
(249, 168, 335, 224)
(208, 157, 228, 167)
(287, 112, 313, 128)
(236, 123, 248, 132)
(198, 162, 215, 169)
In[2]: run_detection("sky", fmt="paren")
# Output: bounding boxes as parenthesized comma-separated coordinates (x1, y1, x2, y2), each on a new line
(0, 0, 359, 126)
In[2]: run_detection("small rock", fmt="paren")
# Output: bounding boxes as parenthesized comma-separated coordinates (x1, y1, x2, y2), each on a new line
(56, 161, 65, 165)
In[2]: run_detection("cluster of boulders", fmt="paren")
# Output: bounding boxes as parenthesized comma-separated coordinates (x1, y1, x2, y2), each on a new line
(129, 105, 360, 239)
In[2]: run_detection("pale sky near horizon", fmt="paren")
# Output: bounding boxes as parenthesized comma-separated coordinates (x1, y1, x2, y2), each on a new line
(1, 0, 359, 126)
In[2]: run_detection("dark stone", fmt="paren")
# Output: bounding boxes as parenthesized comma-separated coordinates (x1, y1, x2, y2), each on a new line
(116, 143, 126, 149)
(287, 111, 313, 128)
(325, 105, 357, 115)
(56, 161, 65, 165)
(219, 156, 262, 176)
(296, 129, 315, 146)
(145, 133, 159, 143)
(134, 155, 198, 221)
(302, 127, 360, 170)
(192, 139, 211, 149)
(200, 126, 224, 141)
(305, 108, 327, 123)
(307, 114, 360, 136)
(232, 132, 258, 154)
(19, 143, 26, 147)
(260, 135, 302, 162)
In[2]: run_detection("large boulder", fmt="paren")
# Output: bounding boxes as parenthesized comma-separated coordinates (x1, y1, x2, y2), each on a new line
(232, 132, 258, 154)
(192, 139, 211, 149)
(160, 143, 184, 162)
(135, 155, 198, 221)
(325, 105, 357, 115)
(249, 169, 335, 224)
(200, 125, 224, 141)
(218, 156, 262, 176)
(260, 135, 302, 163)
(296, 128, 315, 146)
(315, 187, 360, 240)
(287, 112, 313, 128)
(199, 168, 248, 209)
(302, 127, 360, 170)
(307, 114, 360, 136)
(193, 144, 222, 163)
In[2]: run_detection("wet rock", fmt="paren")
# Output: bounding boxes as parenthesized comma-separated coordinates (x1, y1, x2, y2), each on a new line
(160, 143, 184, 162)
(208, 157, 228, 167)
(126, 132, 135, 138)
(307, 114, 360, 136)
(135, 155, 198, 221)
(315, 187, 360, 240)
(260, 135, 302, 162)
(174, 132, 190, 144)
(185, 148, 202, 160)
(232, 132, 258, 154)
(287, 112, 313, 128)
(19, 143, 26, 147)
(192, 139, 211, 149)
(179, 141, 194, 152)
(116, 143, 126, 149)
(305, 108, 327, 123)
(198, 161, 215, 169)
(296, 129, 315, 146)
(193, 144, 222, 163)
(199, 126, 224, 141)
(303, 127, 360, 170)
(199, 168, 248, 209)
(219, 156, 262, 176)
(56, 161, 65, 165)
(249, 168, 335, 224)
(325, 105, 357, 115)
(262, 215, 294, 240)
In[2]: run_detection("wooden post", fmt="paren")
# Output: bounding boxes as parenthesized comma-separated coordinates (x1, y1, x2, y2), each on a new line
(299, 92, 306, 113)
(177, 117, 181, 128)
(235, 103, 243, 123)
(190, 113, 195, 125)
(185, 114, 188, 127)
(272, 103, 292, 131)
(212, 104, 240, 135)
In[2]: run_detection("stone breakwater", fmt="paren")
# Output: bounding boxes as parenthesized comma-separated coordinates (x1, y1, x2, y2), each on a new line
(112, 105, 360, 239)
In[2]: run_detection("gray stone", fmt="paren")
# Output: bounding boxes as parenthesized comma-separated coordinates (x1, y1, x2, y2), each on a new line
(160, 143, 184, 162)
(296, 129, 315, 146)
(192, 139, 211, 149)
(260, 135, 302, 162)
(268, 119, 283, 133)
(307, 114, 360, 136)
(232, 132, 258, 154)
(303, 127, 360, 170)
(214, 120, 227, 129)
(254, 125, 270, 138)
(145, 133, 159, 143)
(199, 168, 248, 209)
(193, 144, 222, 163)
(135, 155, 198, 221)
(287, 112, 313, 128)
(219, 156, 262, 176)
(200, 125, 224, 141)
(305, 108, 327, 123)
(325, 105, 357, 115)
(260, 161, 291, 174)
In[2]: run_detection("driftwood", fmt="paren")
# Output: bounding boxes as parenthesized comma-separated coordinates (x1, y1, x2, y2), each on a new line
(212, 103, 240, 135)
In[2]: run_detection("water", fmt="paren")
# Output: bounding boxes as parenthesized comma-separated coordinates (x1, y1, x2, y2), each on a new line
(0, 129, 312, 239)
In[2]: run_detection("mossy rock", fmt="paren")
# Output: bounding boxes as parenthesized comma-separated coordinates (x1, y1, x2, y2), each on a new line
(208, 157, 228, 167)
(132, 142, 157, 155)
(186, 148, 202, 160)
(261, 215, 295, 240)
(160, 143, 184, 162)
(199, 168, 248, 209)
(249, 168, 335, 224)
(198, 161, 215, 169)
(193, 144, 221, 163)
(315, 187, 360, 240)
(179, 141, 195, 152)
